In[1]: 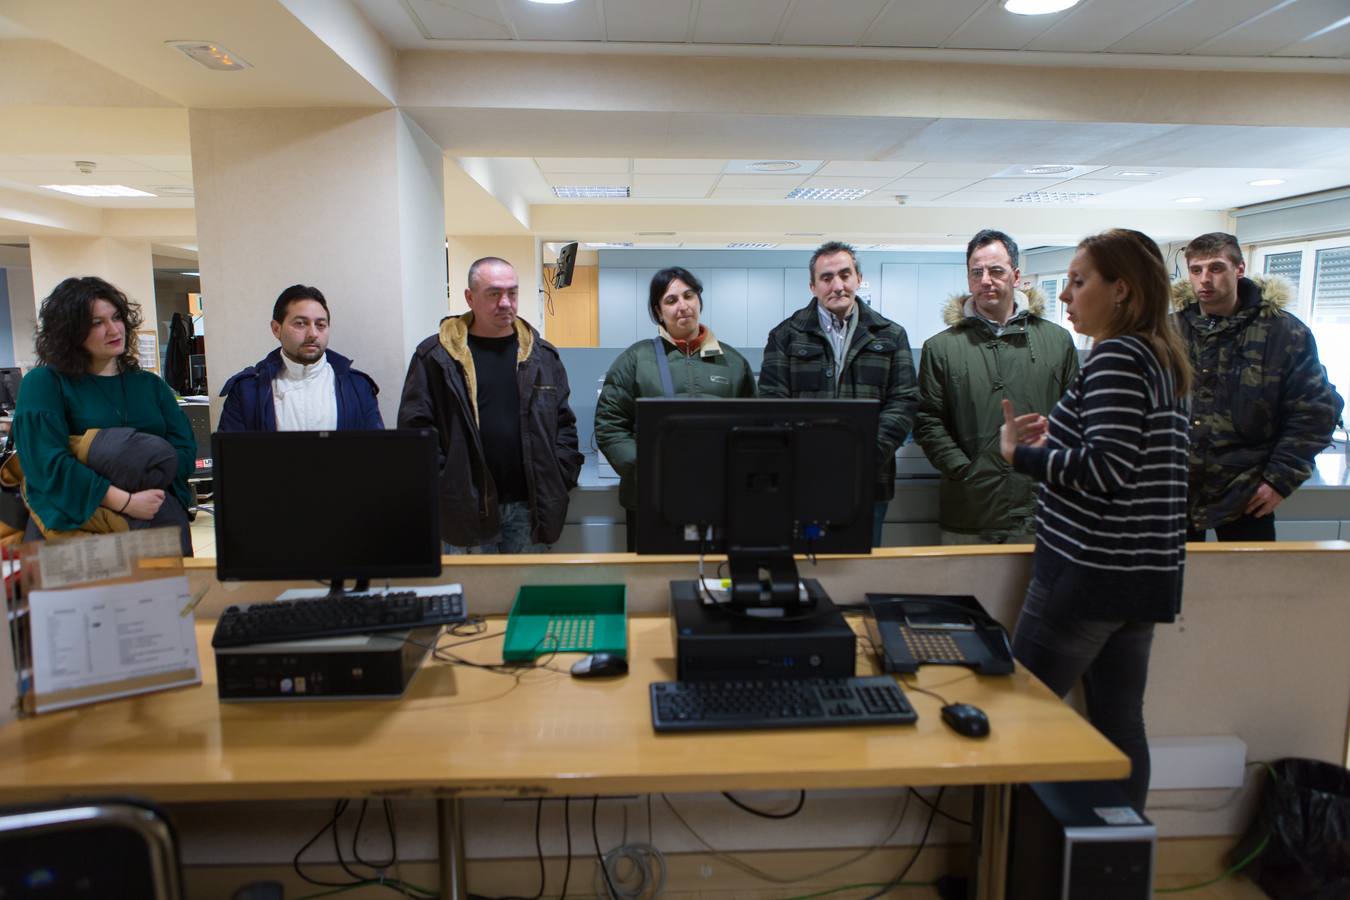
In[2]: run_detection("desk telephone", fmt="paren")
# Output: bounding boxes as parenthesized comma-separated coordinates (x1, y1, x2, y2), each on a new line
(863, 594, 1014, 676)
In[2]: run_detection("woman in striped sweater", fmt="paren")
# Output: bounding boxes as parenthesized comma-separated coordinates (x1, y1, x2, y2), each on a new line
(999, 229, 1192, 810)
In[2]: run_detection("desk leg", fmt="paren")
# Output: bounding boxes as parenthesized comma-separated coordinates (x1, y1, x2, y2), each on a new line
(968, 784, 1011, 900)
(436, 798, 468, 900)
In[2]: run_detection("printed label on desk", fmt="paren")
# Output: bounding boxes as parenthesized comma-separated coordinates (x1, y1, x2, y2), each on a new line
(37, 528, 182, 589)
(28, 574, 201, 713)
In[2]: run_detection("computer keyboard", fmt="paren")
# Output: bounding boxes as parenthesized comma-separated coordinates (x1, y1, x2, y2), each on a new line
(650, 675, 917, 732)
(211, 591, 466, 648)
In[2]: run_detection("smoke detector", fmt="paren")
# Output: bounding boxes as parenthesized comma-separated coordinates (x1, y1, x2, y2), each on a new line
(75, 160, 97, 175)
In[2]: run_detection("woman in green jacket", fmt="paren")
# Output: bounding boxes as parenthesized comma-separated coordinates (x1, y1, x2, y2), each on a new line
(15, 276, 197, 554)
(595, 267, 755, 550)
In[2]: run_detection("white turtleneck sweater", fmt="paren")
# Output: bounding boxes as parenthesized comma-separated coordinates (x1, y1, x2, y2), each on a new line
(272, 352, 338, 431)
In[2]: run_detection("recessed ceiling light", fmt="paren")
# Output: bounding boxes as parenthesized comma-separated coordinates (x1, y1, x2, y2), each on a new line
(786, 232, 824, 236)
(727, 242, 778, 249)
(42, 184, 156, 197)
(552, 186, 630, 199)
(584, 242, 634, 249)
(749, 161, 801, 172)
(182, 271, 200, 277)
(1003, 0, 1081, 14)
(1114, 171, 1160, 177)
(638, 231, 675, 236)
(785, 187, 871, 200)
(164, 40, 251, 71)
(527, 0, 576, 4)
(1021, 165, 1075, 176)
(1174, 196, 1205, 203)
(1248, 178, 1286, 187)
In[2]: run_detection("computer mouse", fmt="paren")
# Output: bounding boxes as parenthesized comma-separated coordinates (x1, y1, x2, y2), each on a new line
(570, 653, 628, 678)
(941, 703, 990, 738)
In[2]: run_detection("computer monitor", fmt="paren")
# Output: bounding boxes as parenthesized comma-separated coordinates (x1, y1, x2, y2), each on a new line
(635, 398, 878, 609)
(0, 367, 21, 412)
(213, 430, 442, 592)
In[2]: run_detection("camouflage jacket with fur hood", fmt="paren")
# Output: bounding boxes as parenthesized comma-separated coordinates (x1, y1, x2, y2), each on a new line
(914, 287, 1079, 534)
(1172, 275, 1343, 531)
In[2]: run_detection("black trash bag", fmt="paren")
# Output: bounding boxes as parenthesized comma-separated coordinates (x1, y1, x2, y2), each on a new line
(1233, 757, 1350, 900)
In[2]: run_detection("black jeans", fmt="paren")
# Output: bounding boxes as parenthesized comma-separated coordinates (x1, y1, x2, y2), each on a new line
(1012, 575, 1156, 810)
(1186, 512, 1276, 543)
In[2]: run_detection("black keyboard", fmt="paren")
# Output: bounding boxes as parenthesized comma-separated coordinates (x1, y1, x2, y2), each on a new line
(211, 591, 466, 648)
(650, 676, 917, 733)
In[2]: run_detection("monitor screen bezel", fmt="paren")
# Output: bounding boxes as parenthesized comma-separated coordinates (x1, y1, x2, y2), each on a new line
(634, 398, 879, 557)
(212, 429, 443, 583)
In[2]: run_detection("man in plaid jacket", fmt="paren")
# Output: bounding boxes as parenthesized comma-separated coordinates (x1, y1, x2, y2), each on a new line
(759, 241, 919, 546)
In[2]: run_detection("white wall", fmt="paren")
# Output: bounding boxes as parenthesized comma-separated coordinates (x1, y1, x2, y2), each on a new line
(5, 265, 36, 368)
(395, 111, 449, 364)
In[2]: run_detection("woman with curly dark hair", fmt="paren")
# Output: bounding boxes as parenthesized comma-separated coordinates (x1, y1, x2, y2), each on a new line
(14, 276, 196, 554)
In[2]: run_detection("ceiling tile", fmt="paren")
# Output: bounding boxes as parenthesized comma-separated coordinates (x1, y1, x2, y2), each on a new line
(605, 0, 694, 42)
(907, 162, 1004, 178)
(778, 0, 890, 47)
(817, 160, 922, 178)
(535, 157, 630, 174)
(398, 0, 512, 40)
(544, 174, 632, 188)
(632, 159, 728, 174)
(862, 0, 987, 47)
(938, 191, 1034, 204)
(800, 175, 896, 189)
(1196, 0, 1350, 56)
(694, 0, 792, 44)
(717, 174, 808, 189)
(505, 0, 604, 41)
(631, 173, 717, 198)
(1027, 178, 1133, 194)
(1100, 126, 1350, 168)
(892, 121, 1180, 165)
(1027, 0, 1188, 53)
(1273, 12, 1350, 57)
(966, 177, 1071, 193)
(944, 3, 1075, 51)
(881, 177, 982, 192)
(1106, 0, 1273, 55)
(723, 159, 823, 175)
(709, 187, 794, 200)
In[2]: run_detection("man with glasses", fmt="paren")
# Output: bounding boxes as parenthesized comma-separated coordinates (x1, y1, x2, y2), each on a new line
(915, 229, 1078, 544)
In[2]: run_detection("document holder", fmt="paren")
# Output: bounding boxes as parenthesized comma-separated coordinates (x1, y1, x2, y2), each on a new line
(863, 593, 1014, 676)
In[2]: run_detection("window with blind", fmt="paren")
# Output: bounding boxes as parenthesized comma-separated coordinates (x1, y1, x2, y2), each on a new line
(1312, 246, 1350, 322)
(1039, 279, 1059, 321)
(1264, 251, 1302, 293)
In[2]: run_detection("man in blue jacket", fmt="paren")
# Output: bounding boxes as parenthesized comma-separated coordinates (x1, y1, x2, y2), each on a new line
(218, 285, 383, 431)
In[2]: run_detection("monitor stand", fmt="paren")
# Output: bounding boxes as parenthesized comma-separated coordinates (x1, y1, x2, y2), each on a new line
(322, 578, 370, 596)
(726, 551, 813, 611)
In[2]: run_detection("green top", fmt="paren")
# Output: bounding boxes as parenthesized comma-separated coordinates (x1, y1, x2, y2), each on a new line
(14, 366, 196, 531)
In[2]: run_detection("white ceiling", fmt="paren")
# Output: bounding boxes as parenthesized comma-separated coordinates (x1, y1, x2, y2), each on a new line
(356, 0, 1350, 59)
(0, 155, 195, 208)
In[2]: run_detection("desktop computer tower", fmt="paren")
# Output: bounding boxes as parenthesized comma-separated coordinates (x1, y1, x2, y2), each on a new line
(1006, 780, 1156, 900)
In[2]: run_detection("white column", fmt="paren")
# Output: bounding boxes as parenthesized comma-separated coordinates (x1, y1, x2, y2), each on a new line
(27, 237, 159, 372)
(189, 108, 447, 426)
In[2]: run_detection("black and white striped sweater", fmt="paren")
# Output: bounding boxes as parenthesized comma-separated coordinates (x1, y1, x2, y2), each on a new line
(1013, 335, 1189, 622)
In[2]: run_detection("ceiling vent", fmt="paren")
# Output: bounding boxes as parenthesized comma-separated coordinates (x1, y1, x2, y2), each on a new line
(786, 187, 871, 201)
(1008, 190, 1099, 204)
(553, 186, 630, 199)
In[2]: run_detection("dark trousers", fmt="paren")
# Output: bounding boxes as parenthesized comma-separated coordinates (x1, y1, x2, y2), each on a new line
(1186, 512, 1276, 543)
(1012, 576, 1156, 811)
(624, 513, 637, 553)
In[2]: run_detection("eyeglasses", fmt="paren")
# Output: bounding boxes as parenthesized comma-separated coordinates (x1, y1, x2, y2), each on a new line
(968, 266, 1011, 279)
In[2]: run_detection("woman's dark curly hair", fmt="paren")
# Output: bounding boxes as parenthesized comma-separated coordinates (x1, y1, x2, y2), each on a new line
(35, 276, 142, 376)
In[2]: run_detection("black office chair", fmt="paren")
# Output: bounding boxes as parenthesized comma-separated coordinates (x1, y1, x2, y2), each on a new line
(0, 799, 185, 899)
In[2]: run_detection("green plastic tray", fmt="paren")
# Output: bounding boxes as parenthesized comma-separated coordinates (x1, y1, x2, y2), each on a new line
(502, 584, 627, 661)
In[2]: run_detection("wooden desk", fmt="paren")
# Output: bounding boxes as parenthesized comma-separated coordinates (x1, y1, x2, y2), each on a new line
(0, 615, 1126, 899)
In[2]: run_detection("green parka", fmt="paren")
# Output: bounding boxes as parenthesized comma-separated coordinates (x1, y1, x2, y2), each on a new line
(914, 288, 1079, 534)
(595, 328, 756, 510)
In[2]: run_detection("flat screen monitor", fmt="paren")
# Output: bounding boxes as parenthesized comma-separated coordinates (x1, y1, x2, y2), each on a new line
(0, 367, 21, 411)
(552, 242, 577, 289)
(635, 399, 877, 608)
(213, 430, 441, 590)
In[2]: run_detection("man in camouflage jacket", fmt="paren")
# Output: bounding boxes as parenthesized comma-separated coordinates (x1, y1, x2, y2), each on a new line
(1173, 232, 1343, 541)
(759, 241, 919, 545)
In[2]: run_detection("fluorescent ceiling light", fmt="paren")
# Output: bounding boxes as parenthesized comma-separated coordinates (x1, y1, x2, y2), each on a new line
(526, 0, 576, 4)
(1021, 165, 1075, 175)
(1114, 171, 1160, 177)
(727, 242, 778, 249)
(165, 40, 251, 71)
(749, 161, 800, 172)
(786, 187, 871, 200)
(182, 271, 200, 277)
(1174, 196, 1205, 203)
(1003, 0, 1081, 14)
(42, 184, 156, 197)
(585, 242, 634, 248)
(1248, 178, 1286, 187)
(1008, 190, 1098, 203)
(552, 186, 630, 199)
